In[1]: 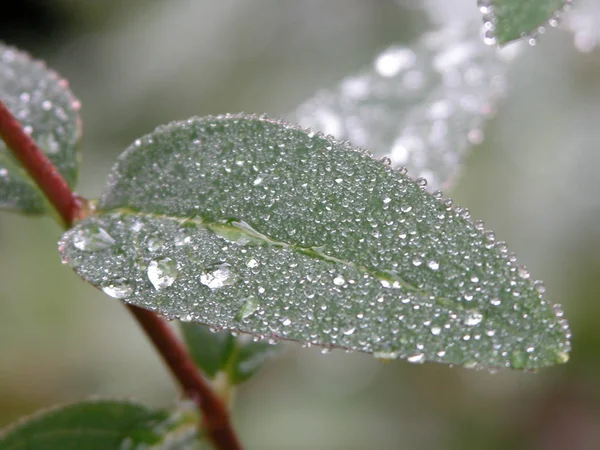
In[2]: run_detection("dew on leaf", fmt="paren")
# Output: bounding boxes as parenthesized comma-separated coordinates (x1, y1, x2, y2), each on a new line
(72, 226, 116, 252)
(58, 114, 571, 371)
(199, 263, 237, 289)
(407, 353, 426, 364)
(101, 278, 134, 299)
(236, 296, 260, 321)
(465, 311, 484, 326)
(147, 257, 178, 290)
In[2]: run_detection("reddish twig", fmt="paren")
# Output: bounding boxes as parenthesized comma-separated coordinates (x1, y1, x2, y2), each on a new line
(0, 101, 84, 226)
(129, 307, 242, 448)
(0, 99, 241, 450)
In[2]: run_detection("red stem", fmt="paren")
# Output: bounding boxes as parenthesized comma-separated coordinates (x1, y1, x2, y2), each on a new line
(0, 101, 84, 226)
(0, 99, 241, 450)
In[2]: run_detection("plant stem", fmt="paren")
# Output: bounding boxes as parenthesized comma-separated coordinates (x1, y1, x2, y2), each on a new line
(0, 101, 84, 227)
(0, 100, 242, 450)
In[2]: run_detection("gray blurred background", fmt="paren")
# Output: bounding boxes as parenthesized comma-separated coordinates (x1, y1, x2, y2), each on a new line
(1, 1, 599, 449)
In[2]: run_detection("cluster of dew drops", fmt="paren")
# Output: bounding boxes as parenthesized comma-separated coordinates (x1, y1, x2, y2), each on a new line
(61, 146, 572, 369)
(478, 0, 575, 46)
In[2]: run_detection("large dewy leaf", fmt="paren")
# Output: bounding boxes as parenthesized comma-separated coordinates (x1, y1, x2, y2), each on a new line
(294, 22, 516, 191)
(0, 43, 81, 214)
(478, 0, 572, 46)
(59, 114, 571, 370)
(0, 399, 199, 450)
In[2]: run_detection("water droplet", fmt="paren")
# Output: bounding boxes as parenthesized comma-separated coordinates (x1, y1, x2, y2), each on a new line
(282, 318, 292, 326)
(39, 133, 60, 154)
(374, 351, 398, 360)
(200, 263, 237, 289)
(146, 235, 164, 252)
(431, 326, 442, 336)
(427, 260, 440, 270)
(407, 353, 425, 364)
(333, 275, 345, 286)
(465, 311, 483, 326)
(147, 257, 178, 290)
(534, 280, 546, 294)
(342, 326, 356, 336)
(73, 226, 116, 252)
(510, 350, 528, 370)
(490, 298, 501, 306)
(246, 258, 259, 268)
(101, 278, 134, 299)
(236, 296, 260, 320)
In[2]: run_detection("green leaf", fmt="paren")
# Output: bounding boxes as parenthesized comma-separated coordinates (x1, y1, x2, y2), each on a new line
(181, 323, 279, 384)
(59, 114, 571, 370)
(479, 0, 570, 45)
(0, 42, 82, 214)
(294, 22, 514, 191)
(0, 399, 199, 450)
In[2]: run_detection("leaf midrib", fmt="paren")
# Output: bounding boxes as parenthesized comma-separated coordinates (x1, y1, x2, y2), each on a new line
(98, 206, 432, 298)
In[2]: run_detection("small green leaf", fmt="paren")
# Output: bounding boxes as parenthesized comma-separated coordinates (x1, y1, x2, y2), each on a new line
(294, 22, 512, 191)
(181, 323, 279, 384)
(0, 399, 199, 450)
(59, 114, 570, 370)
(479, 0, 570, 45)
(0, 42, 82, 214)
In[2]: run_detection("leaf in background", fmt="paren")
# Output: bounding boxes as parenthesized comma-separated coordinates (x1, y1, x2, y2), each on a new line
(0, 43, 82, 214)
(181, 323, 279, 384)
(293, 23, 517, 192)
(59, 115, 571, 370)
(563, 0, 600, 53)
(0, 399, 199, 450)
(478, 0, 572, 46)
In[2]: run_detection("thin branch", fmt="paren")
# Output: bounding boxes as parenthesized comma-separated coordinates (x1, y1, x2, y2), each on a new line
(0, 99, 242, 450)
(129, 306, 242, 449)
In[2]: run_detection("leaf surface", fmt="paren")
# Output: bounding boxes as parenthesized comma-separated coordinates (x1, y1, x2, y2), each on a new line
(59, 115, 570, 370)
(0, 43, 81, 214)
(479, 0, 570, 45)
(0, 399, 198, 450)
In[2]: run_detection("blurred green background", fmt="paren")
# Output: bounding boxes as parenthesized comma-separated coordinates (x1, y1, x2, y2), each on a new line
(1, 1, 599, 449)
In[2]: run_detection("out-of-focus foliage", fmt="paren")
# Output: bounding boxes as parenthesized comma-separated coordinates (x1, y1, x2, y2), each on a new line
(0, 43, 81, 214)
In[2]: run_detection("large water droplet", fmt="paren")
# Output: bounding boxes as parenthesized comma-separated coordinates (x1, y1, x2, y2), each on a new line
(146, 234, 165, 252)
(147, 257, 178, 290)
(73, 227, 116, 252)
(236, 296, 260, 320)
(101, 278, 134, 299)
(200, 263, 237, 289)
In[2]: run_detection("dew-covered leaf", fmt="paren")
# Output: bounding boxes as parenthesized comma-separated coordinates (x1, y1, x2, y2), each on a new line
(181, 323, 279, 384)
(0, 399, 199, 450)
(478, 0, 572, 46)
(0, 42, 81, 214)
(294, 23, 516, 192)
(59, 114, 571, 370)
